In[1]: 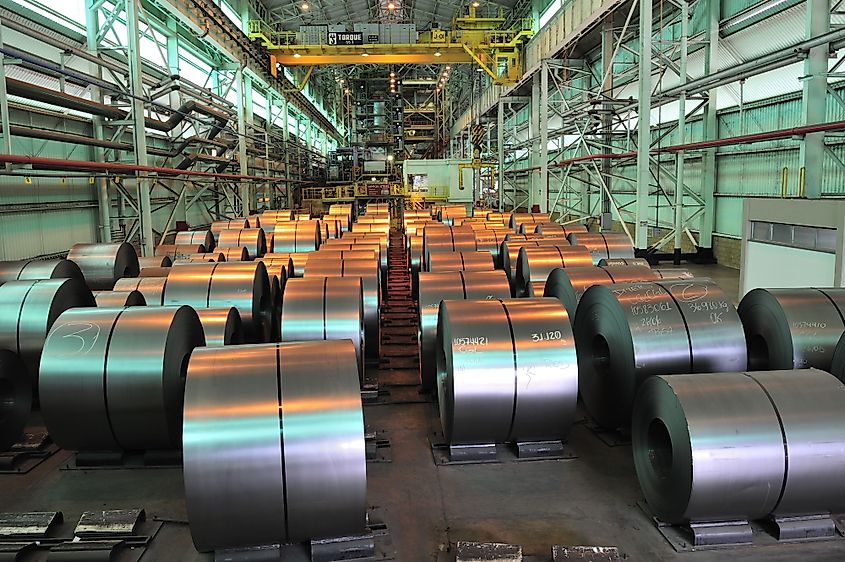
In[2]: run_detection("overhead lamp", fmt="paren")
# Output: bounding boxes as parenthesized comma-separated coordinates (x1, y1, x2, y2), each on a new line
(300, 1, 309, 10)
(361, 53, 370, 58)
(387, 155, 394, 161)
(445, 65, 451, 70)
(435, 88, 441, 93)
(434, 51, 442, 57)
(472, 1, 480, 7)
(293, 53, 301, 58)
(390, 71, 396, 78)
(390, 78, 396, 83)
(387, 2, 396, 10)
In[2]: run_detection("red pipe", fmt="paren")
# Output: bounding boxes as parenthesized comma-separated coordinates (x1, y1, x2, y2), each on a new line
(505, 120, 845, 174)
(0, 154, 304, 183)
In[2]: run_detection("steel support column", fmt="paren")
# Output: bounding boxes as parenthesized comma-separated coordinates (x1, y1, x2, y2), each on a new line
(674, 1, 689, 263)
(699, 0, 720, 249)
(529, 73, 540, 211)
(800, 0, 831, 199)
(0, 19, 11, 158)
(635, 0, 653, 250)
(235, 66, 251, 214)
(538, 60, 549, 213)
(125, 0, 154, 255)
(600, 15, 613, 226)
(497, 98, 505, 211)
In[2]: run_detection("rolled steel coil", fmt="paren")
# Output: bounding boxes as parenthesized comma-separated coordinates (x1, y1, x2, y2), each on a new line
(261, 209, 293, 222)
(653, 268, 694, 280)
(40, 306, 204, 451)
(281, 277, 365, 377)
(504, 233, 569, 243)
(598, 257, 650, 268)
(0, 350, 31, 451)
(195, 307, 242, 346)
(210, 219, 249, 239)
(418, 271, 511, 390)
(633, 369, 845, 524)
(426, 251, 494, 273)
(94, 290, 146, 307)
(295, 213, 311, 221)
(0, 259, 83, 285)
(216, 228, 267, 259)
(423, 226, 477, 264)
(0, 278, 94, 380)
(175, 230, 215, 251)
(155, 244, 206, 261)
(217, 247, 249, 262)
(113, 277, 168, 305)
(184, 339, 364, 553)
(325, 240, 385, 275)
(164, 262, 272, 343)
(510, 212, 550, 232)
(575, 279, 747, 429)
(738, 288, 845, 371)
(322, 218, 344, 241)
(235, 216, 260, 229)
(409, 235, 424, 273)
(269, 274, 282, 341)
(262, 253, 306, 277)
(186, 252, 226, 263)
(514, 245, 594, 297)
(272, 221, 321, 253)
(486, 211, 511, 224)
(304, 257, 380, 361)
(139, 267, 172, 278)
(544, 265, 659, 316)
(567, 232, 634, 264)
(138, 255, 172, 269)
(500, 240, 566, 280)
(67, 243, 140, 290)
(437, 298, 577, 445)
(534, 222, 588, 236)
(474, 229, 508, 266)
(314, 249, 378, 262)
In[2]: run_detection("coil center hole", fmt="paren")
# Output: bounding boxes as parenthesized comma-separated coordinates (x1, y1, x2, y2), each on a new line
(0, 378, 13, 424)
(592, 334, 611, 376)
(647, 418, 673, 479)
(747, 334, 770, 371)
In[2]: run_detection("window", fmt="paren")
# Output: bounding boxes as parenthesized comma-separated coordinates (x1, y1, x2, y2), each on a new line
(539, 0, 562, 29)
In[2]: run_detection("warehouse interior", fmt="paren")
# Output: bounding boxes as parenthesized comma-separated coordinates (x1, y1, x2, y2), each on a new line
(1, 0, 845, 560)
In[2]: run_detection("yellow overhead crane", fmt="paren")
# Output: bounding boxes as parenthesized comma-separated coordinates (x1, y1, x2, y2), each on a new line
(248, 6, 534, 85)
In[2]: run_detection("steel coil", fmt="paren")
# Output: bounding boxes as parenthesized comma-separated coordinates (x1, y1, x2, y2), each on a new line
(738, 288, 845, 371)
(567, 232, 634, 264)
(575, 279, 746, 429)
(281, 277, 365, 377)
(155, 244, 206, 261)
(514, 245, 594, 297)
(217, 228, 267, 259)
(510, 213, 550, 232)
(409, 235, 424, 273)
(183, 340, 366, 551)
(0, 259, 84, 285)
(544, 265, 658, 316)
(138, 255, 172, 269)
(272, 221, 321, 253)
(486, 211, 511, 224)
(0, 278, 94, 380)
(67, 243, 140, 290)
(426, 251, 494, 273)
(598, 257, 650, 268)
(304, 257, 380, 361)
(314, 249, 378, 262)
(139, 267, 172, 278)
(534, 222, 588, 236)
(633, 369, 845, 524)
(653, 268, 694, 280)
(94, 290, 146, 307)
(186, 252, 226, 263)
(423, 226, 477, 265)
(40, 306, 204, 451)
(164, 262, 272, 343)
(326, 239, 385, 274)
(210, 219, 249, 239)
(262, 253, 307, 277)
(195, 307, 242, 346)
(217, 247, 248, 261)
(322, 218, 344, 241)
(418, 271, 511, 390)
(0, 350, 31, 451)
(175, 231, 215, 251)
(261, 209, 294, 222)
(437, 298, 577, 445)
(474, 230, 508, 266)
(113, 277, 168, 305)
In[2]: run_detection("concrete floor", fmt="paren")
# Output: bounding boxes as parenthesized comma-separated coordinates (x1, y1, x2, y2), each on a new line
(2, 263, 843, 561)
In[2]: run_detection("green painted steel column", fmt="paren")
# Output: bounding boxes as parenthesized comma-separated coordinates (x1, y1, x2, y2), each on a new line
(236, 66, 251, 214)
(635, 0, 653, 250)
(530, 73, 541, 210)
(674, 1, 689, 262)
(538, 61, 549, 213)
(700, 0, 720, 249)
(600, 15, 613, 224)
(125, 0, 154, 255)
(0, 20, 11, 157)
(84, 1, 112, 243)
(800, 0, 831, 199)
(166, 17, 186, 225)
(497, 98, 505, 211)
